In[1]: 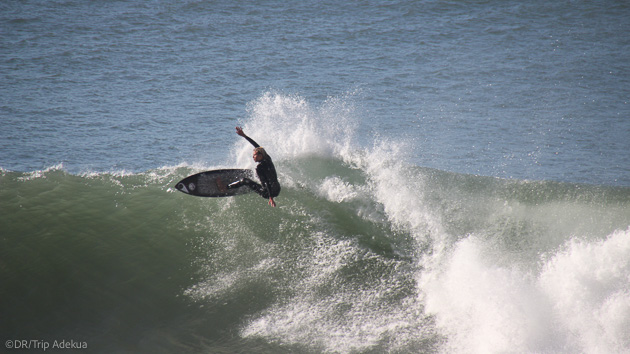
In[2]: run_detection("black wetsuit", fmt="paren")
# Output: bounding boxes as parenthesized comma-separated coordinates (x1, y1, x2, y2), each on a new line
(241, 135, 281, 199)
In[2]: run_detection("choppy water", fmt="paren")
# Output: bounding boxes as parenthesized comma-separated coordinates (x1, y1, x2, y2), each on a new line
(2, 0, 629, 353)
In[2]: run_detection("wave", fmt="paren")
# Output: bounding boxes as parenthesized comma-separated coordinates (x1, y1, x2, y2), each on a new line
(2, 93, 629, 353)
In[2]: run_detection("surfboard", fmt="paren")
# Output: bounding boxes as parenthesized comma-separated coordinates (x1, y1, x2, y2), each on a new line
(174, 169, 254, 197)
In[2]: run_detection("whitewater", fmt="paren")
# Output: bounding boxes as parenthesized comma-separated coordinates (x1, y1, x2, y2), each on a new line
(2, 94, 629, 353)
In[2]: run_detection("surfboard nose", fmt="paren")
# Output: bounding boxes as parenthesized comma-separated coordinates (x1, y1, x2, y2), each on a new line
(175, 183, 189, 194)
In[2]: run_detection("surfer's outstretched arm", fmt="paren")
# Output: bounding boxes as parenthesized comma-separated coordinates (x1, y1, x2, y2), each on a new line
(235, 127, 260, 148)
(235, 126, 279, 208)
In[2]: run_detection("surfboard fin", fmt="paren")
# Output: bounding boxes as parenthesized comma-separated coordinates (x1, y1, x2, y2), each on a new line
(227, 180, 243, 189)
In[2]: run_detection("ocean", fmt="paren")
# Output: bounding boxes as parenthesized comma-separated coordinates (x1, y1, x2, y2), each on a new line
(1, 0, 629, 353)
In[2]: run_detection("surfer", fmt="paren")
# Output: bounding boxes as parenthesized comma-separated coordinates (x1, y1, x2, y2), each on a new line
(228, 127, 281, 207)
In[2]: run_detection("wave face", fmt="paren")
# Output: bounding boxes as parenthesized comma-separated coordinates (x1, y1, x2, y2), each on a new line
(2, 94, 630, 353)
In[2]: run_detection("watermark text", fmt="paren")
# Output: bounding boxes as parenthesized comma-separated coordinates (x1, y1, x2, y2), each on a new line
(5, 339, 87, 351)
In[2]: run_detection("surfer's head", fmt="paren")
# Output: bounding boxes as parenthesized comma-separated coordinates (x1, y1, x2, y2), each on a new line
(253, 147, 267, 162)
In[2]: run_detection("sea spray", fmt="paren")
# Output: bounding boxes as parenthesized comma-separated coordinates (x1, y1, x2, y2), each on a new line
(234, 92, 359, 166)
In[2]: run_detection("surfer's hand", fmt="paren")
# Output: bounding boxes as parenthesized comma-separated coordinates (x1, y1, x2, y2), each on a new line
(236, 126, 245, 137)
(268, 197, 276, 207)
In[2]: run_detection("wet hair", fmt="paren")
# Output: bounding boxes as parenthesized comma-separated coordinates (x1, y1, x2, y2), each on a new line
(254, 147, 268, 159)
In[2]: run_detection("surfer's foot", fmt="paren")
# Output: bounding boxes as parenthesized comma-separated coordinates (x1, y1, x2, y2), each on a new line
(228, 180, 243, 189)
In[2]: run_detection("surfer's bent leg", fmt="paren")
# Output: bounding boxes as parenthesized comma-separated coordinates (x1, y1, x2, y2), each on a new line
(228, 178, 268, 198)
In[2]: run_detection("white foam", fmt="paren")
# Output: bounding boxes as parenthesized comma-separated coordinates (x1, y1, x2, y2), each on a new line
(422, 229, 630, 353)
(185, 257, 279, 301)
(16, 163, 66, 181)
(539, 228, 630, 353)
(317, 176, 360, 203)
(422, 236, 560, 353)
(365, 141, 439, 232)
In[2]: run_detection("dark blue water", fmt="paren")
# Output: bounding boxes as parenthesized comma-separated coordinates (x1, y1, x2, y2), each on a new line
(2, 0, 629, 353)
(2, 0, 629, 185)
